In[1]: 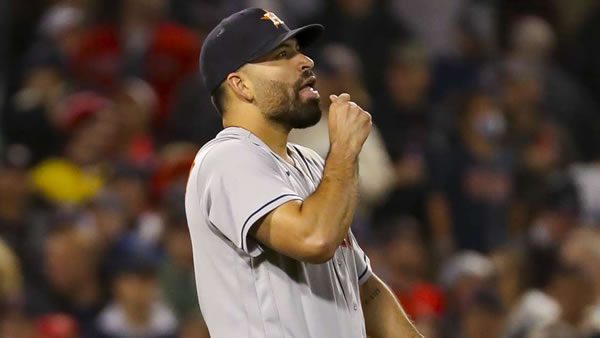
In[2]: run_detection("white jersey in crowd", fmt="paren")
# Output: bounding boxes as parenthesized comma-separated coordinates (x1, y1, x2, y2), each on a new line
(185, 127, 372, 338)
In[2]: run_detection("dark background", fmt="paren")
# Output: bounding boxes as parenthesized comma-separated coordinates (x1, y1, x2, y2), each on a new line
(1, 0, 600, 337)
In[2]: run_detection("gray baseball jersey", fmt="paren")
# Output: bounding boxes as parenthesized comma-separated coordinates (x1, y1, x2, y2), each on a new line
(185, 127, 372, 338)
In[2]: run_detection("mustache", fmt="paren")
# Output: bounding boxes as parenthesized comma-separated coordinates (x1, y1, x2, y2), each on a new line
(294, 70, 316, 91)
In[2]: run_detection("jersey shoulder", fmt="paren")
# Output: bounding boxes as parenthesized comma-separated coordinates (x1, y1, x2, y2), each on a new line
(288, 143, 325, 167)
(195, 134, 277, 174)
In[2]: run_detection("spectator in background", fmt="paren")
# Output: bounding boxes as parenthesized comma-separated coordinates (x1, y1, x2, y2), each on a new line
(501, 60, 577, 233)
(0, 239, 24, 312)
(439, 251, 496, 338)
(100, 164, 163, 266)
(91, 143, 199, 273)
(30, 92, 119, 206)
(289, 43, 395, 213)
(561, 228, 600, 336)
(496, 0, 558, 50)
(0, 146, 50, 281)
(28, 225, 106, 338)
(113, 78, 158, 169)
(167, 0, 245, 35)
(526, 321, 580, 338)
(35, 313, 79, 338)
(158, 198, 198, 320)
(507, 262, 594, 338)
(460, 289, 507, 338)
(177, 313, 209, 338)
(524, 177, 580, 291)
(367, 217, 444, 338)
(164, 74, 223, 146)
(6, 3, 86, 164)
(372, 42, 435, 227)
(95, 255, 177, 338)
(151, 143, 197, 204)
(73, 0, 200, 126)
(389, 0, 469, 57)
(87, 190, 130, 279)
(0, 311, 34, 338)
(27, 2, 85, 73)
(430, 6, 497, 106)
(308, 0, 411, 93)
(570, 151, 600, 226)
(506, 16, 600, 162)
(567, 2, 600, 108)
(428, 91, 513, 255)
(490, 248, 527, 311)
(247, 0, 323, 29)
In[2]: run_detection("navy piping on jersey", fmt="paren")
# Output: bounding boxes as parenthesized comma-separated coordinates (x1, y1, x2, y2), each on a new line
(358, 264, 369, 281)
(332, 258, 349, 307)
(293, 146, 317, 182)
(240, 193, 300, 252)
(358, 253, 369, 281)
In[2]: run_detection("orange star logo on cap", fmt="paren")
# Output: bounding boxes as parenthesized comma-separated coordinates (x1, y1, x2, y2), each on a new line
(261, 11, 284, 28)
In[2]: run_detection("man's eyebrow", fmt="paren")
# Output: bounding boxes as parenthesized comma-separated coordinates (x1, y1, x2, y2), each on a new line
(277, 41, 298, 50)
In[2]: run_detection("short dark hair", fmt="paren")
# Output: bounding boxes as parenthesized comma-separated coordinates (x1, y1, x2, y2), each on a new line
(212, 83, 227, 115)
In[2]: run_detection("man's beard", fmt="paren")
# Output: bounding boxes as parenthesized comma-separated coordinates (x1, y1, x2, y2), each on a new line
(256, 71, 322, 129)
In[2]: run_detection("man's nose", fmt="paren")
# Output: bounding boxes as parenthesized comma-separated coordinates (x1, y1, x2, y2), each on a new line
(298, 53, 314, 72)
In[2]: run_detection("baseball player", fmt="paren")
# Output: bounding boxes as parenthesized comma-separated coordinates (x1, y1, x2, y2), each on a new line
(185, 8, 422, 338)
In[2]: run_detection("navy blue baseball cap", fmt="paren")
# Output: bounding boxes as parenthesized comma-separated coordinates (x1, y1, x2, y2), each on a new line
(199, 8, 324, 94)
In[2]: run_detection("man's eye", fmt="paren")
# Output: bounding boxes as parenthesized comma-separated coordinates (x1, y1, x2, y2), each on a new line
(277, 51, 288, 58)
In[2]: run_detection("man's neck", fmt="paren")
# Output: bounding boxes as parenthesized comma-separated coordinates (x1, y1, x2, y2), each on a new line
(224, 116, 292, 163)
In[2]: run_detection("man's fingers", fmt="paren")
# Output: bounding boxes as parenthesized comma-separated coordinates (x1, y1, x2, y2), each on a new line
(337, 93, 351, 102)
(329, 94, 338, 103)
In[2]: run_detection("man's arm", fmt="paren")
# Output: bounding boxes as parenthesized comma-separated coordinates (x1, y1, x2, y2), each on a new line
(360, 274, 423, 338)
(251, 94, 371, 263)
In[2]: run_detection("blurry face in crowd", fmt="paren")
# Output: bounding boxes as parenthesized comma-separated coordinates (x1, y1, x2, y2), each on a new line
(109, 177, 147, 221)
(0, 167, 30, 211)
(464, 94, 506, 141)
(502, 75, 542, 117)
(123, 0, 165, 20)
(530, 210, 578, 247)
(115, 91, 151, 137)
(166, 227, 194, 269)
(45, 230, 96, 293)
(463, 305, 506, 338)
(68, 108, 119, 165)
(490, 250, 523, 307)
(92, 202, 127, 245)
(385, 231, 428, 292)
(115, 273, 157, 312)
(414, 316, 440, 338)
(240, 38, 321, 129)
(0, 311, 34, 338)
(550, 271, 594, 325)
(336, 0, 374, 16)
(561, 229, 600, 294)
(178, 316, 210, 338)
(386, 60, 430, 107)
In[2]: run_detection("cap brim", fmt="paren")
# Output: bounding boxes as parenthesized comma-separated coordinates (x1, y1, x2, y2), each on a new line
(248, 24, 324, 61)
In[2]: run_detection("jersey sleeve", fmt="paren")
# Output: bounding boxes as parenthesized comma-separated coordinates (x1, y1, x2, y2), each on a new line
(350, 232, 373, 285)
(200, 141, 303, 256)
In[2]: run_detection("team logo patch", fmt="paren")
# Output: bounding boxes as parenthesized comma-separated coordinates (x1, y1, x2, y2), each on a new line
(261, 11, 284, 28)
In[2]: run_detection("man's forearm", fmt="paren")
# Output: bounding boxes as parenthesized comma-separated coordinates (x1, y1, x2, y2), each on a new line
(300, 146, 359, 249)
(361, 274, 423, 338)
(250, 147, 362, 264)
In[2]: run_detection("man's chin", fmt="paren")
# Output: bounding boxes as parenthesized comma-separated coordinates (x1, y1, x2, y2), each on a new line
(290, 109, 322, 129)
(289, 98, 322, 128)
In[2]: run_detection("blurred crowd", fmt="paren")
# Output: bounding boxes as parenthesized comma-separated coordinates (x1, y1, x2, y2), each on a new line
(1, 0, 600, 337)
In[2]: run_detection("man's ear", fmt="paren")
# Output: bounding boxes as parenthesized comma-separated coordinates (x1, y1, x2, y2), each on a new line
(226, 72, 254, 102)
